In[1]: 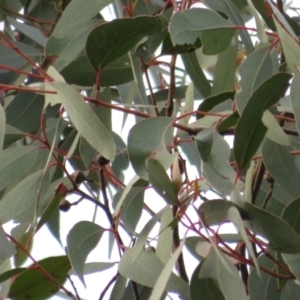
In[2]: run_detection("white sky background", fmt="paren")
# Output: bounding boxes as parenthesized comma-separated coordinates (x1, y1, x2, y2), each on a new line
(1, 1, 299, 299)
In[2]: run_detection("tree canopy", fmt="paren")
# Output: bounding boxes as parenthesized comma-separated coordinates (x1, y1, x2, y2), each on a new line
(1, 0, 300, 299)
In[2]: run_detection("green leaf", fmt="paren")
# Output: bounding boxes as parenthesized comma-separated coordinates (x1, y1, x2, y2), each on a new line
(35, 188, 66, 233)
(8, 256, 71, 300)
(248, 254, 281, 300)
(67, 221, 104, 286)
(50, 81, 116, 161)
(50, 0, 113, 33)
(86, 16, 162, 70)
(272, 8, 300, 79)
(181, 52, 211, 98)
(211, 34, 237, 95)
(225, 0, 254, 54)
(118, 248, 189, 299)
(0, 268, 26, 284)
(241, 201, 300, 253)
(0, 170, 44, 224)
(234, 73, 292, 170)
(113, 186, 145, 233)
(0, 227, 16, 261)
(262, 111, 290, 146)
(131, 206, 169, 263)
(197, 92, 235, 119)
(170, 8, 236, 54)
(109, 275, 127, 300)
(281, 280, 300, 299)
(149, 240, 185, 300)
(68, 262, 115, 276)
(290, 76, 300, 136)
(46, 20, 100, 71)
(281, 198, 300, 234)
(199, 249, 248, 300)
(282, 253, 300, 283)
(262, 138, 300, 198)
(127, 117, 175, 180)
(191, 263, 225, 300)
(146, 158, 178, 205)
(235, 46, 277, 113)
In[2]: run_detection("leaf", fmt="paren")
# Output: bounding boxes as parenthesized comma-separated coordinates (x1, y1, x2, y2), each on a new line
(7, 17, 47, 46)
(156, 207, 173, 264)
(197, 92, 235, 119)
(272, 6, 300, 79)
(234, 73, 292, 170)
(290, 76, 300, 136)
(0, 104, 5, 160)
(212, 35, 237, 95)
(248, 254, 281, 300)
(181, 52, 212, 98)
(149, 240, 185, 300)
(262, 138, 300, 198)
(281, 280, 300, 299)
(51, 0, 113, 33)
(281, 198, 300, 234)
(0, 268, 26, 284)
(109, 275, 127, 300)
(131, 206, 169, 263)
(118, 248, 189, 299)
(0, 227, 16, 261)
(146, 158, 178, 205)
(170, 8, 236, 55)
(0, 170, 44, 224)
(177, 82, 194, 130)
(227, 207, 260, 275)
(113, 185, 145, 233)
(50, 81, 116, 161)
(190, 263, 225, 300)
(199, 249, 249, 300)
(199, 199, 237, 226)
(241, 201, 300, 253)
(127, 117, 175, 180)
(68, 262, 115, 276)
(46, 20, 101, 71)
(67, 221, 104, 286)
(235, 46, 277, 113)
(224, 0, 254, 54)
(8, 256, 71, 300)
(35, 187, 66, 233)
(262, 110, 290, 146)
(86, 16, 162, 70)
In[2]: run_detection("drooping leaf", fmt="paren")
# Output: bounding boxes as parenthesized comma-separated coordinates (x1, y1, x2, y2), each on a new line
(248, 254, 281, 300)
(234, 73, 292, 170)
(146, 158, 178, 205)
(67, 221, 104, 286)
(0, 227, 16, 262)
(118, 248, 189, 299)
(50, 81, 116, 161)
(190, 263, 225, 300)
(199, 249, 248, 300)
(181, 52, 211, 98)
(262, 138, 300, 198)
(8, 256, 71, 300)
(86, 16, 162, 70)
(68, 262, 115, 276)
(149, 240, 185, 300)
(281, 198, 300, 234)
(0, 170, 44, 224)
(131, 206, 169, 263)
(127, 117, 175, 180)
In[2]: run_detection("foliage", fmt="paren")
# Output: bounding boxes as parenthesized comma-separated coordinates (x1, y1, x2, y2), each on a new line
(1, 0, 300, 299)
